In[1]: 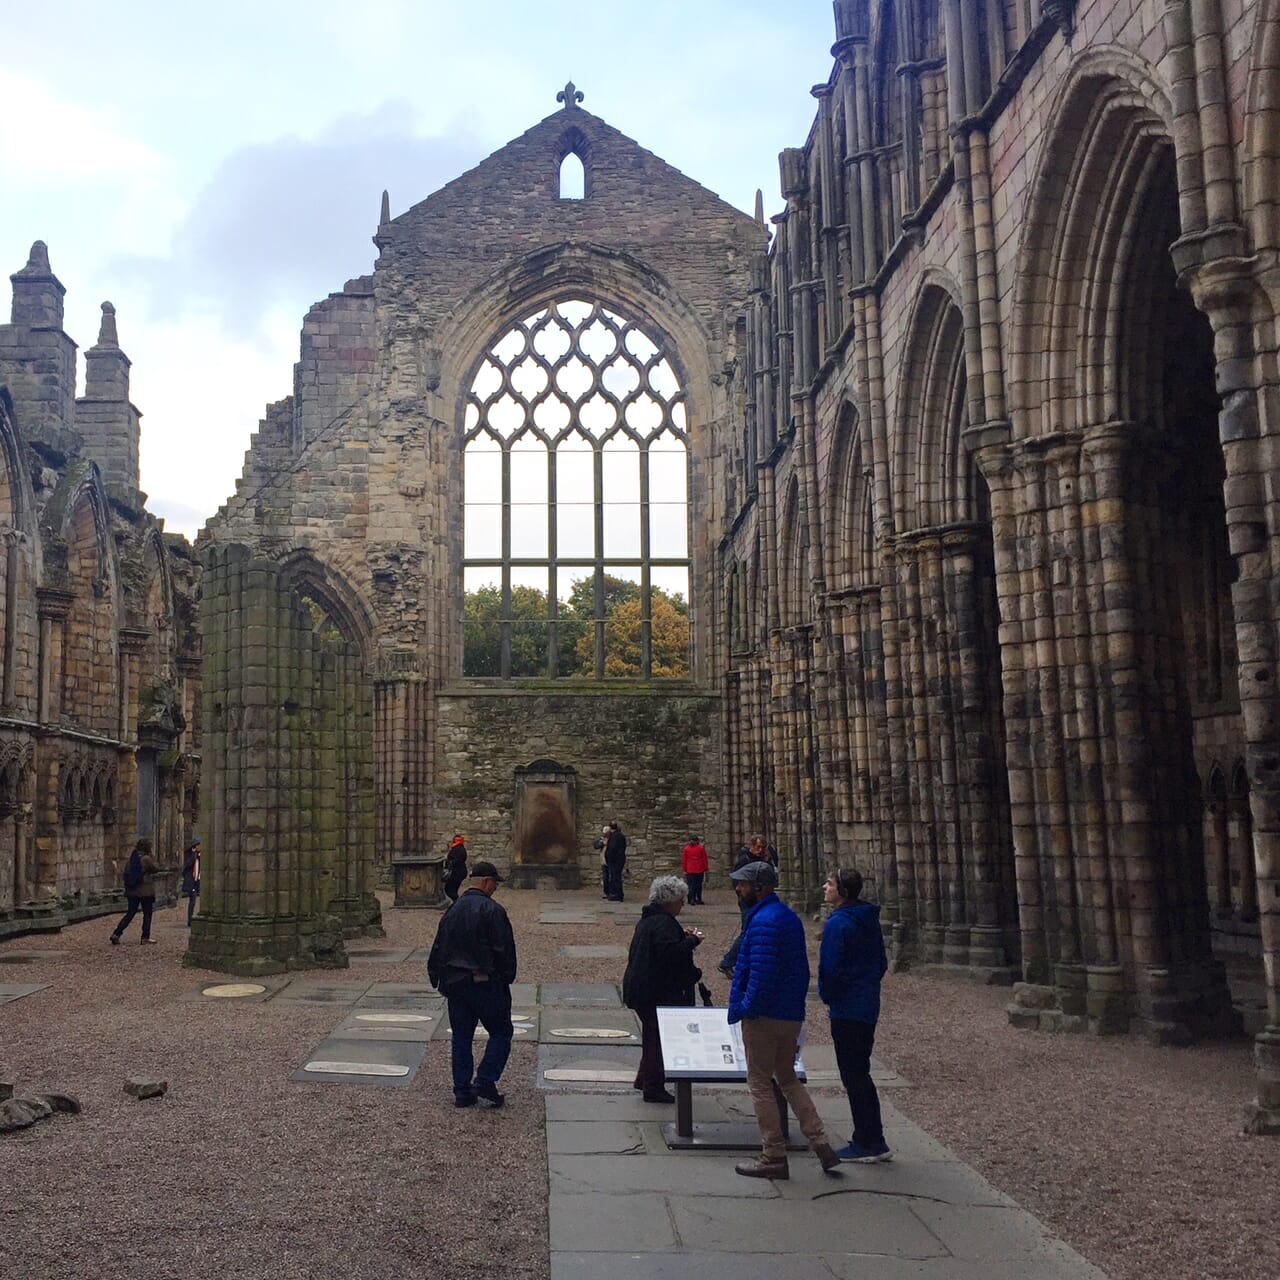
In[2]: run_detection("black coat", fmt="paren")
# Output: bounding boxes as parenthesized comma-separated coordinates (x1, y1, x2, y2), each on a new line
(427, 889, 517, 990)
(622, 904, 701, 1011)
(605, 829, 627, 866)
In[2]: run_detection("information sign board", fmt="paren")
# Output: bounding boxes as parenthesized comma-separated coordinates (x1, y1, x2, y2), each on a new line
(656, 1006, 805, 1079)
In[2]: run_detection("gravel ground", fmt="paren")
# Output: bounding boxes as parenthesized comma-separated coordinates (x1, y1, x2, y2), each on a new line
(3, 882, 1277, 1280)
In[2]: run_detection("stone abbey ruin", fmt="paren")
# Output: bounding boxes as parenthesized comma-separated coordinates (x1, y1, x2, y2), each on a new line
(2, 0, 1280, 1132)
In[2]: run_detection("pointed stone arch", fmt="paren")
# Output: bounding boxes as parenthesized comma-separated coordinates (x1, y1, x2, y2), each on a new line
(826, 400, 877, 589)
(1008, 50, 1175, 438)
(894, 273, 970, 531)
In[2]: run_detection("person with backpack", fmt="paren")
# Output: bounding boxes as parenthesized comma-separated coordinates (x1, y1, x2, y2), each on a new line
(111, 837, 160, 945)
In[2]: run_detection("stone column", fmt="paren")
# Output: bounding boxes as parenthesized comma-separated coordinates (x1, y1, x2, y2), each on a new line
(186, 546, 353, 975)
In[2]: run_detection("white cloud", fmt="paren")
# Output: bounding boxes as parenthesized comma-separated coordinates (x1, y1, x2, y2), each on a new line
(0, 70, 162, 186)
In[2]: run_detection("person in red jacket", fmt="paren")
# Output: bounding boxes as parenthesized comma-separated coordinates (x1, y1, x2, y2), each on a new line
(681, 837, 709, 904)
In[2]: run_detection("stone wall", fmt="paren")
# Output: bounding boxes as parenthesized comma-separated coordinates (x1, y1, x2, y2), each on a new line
(433, 685, 721, 889)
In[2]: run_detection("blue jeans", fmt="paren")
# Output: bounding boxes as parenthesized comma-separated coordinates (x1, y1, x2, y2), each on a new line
(445, 979, 514, 1099)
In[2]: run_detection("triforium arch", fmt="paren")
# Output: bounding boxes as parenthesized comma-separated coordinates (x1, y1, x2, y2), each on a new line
(883, 272, 1017, 974)
(187, 544, 383, 976)
(996, 51, 1242, 1042)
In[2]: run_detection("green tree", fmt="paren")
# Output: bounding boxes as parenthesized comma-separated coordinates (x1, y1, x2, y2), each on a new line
(463, 583, 550, 676)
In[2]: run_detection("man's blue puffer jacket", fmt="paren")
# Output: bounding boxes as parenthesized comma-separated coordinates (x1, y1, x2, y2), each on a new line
(818, 900, 887, 1023)
(727, 893, 810, 1024)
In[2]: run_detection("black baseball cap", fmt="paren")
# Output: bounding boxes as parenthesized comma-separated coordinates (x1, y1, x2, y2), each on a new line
(470, 861, 505, 882)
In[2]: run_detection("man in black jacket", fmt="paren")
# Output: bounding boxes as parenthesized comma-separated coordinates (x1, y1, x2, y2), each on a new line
(427, 861, 518, 1108)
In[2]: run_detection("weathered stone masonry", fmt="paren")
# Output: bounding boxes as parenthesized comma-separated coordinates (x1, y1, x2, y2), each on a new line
(0, 245, 200, 938)
(193, 0, 1280, 1136)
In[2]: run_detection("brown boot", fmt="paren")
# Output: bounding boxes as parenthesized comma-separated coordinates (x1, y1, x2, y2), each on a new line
(734, 1155, 789, 1180)
(814, 1141, 842, 1173)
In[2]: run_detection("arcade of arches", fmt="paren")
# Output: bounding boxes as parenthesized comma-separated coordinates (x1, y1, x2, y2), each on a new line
(4, 1, 1277, 1133)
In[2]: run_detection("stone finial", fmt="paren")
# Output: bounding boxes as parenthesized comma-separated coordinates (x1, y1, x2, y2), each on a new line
(557, 81, 584, 110)
(754, 189, 765, 227)
(15, 240, 52, 278)
(97, 302, 119, 348)
(380, 189, 390, 228)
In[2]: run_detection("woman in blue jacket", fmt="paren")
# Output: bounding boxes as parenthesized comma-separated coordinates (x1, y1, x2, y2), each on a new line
(818, 867, 891, 1162)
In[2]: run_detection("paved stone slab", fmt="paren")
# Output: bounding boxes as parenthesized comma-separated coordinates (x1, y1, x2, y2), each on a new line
(510, 982, 539, 1006)
(670, 1195, 945, 1258)
(551, 1153, 779, 1199)
(907, 1201, 1105, 1270)
(549, 1192, 678, 1252)
(540, 1008, 639, 1045)
(0, 983, 47, 1003)
(346, 946, 415, 963)
(546, 1121, 647, 1155)
(552, 1252, 841, 1280)
(366, 982, 436, 997)
(273, 981, 373, 1004)
(559, 945, 628, 959)
(546, 1093, 737, 1125)
(292, 1035, 427, 1088)
(333, 1010, 441, 1043)
(541, 911, 600, 925)
(0, 950, 67, 963)
(541, 982, 621, 1007)
(538, 1044, 640, 1088)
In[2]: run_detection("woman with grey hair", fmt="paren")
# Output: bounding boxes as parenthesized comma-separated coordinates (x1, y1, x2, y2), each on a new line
(622, 875, 704, 1103)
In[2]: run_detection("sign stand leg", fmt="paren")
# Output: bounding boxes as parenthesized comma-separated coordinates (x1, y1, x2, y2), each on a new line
(676, 1080, 693, 1137)
(773, 1080, 790, 1141)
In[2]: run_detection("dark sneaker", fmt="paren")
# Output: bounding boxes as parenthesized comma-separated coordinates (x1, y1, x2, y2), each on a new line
(140, 938, 157, 945)
(109, 934, 120, 946)
(735, 1156, 789, 1180)
(454, 1093, 477, 1108)
(814, 1141, 842, 1173)
(642, 1090, 676, 1104)
(836, 1140, 891, 1163)
(475, 1082, 505, 1108)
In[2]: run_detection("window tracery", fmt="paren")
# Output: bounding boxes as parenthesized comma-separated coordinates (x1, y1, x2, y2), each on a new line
(463, 298, 691, 679)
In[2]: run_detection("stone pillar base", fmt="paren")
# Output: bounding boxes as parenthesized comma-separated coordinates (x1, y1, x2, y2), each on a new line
(183, 913, 348, 976)
(328, 892, 385, 937)
(508, 863, 582, 890)
(1244, 1027, 1280, 1135)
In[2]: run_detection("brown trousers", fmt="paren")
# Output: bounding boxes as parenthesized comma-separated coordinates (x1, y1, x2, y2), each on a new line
(740, 1016, 829, 1159)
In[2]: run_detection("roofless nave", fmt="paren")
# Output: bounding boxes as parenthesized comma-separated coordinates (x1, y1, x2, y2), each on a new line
(2, 1, 1279, 1136)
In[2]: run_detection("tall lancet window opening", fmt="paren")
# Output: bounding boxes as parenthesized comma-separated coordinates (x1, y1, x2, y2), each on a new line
(463, 298, 691, 679)
(559, 150, 586, 199)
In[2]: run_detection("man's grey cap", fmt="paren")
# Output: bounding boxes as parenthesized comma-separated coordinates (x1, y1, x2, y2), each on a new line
(729, 860, 778, 887)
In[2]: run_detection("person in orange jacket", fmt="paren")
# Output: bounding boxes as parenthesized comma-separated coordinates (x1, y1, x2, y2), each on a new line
(681, 837, 709, 904)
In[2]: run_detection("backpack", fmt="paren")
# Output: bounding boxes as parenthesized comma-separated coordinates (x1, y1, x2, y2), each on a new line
(122, 849, 144, 892)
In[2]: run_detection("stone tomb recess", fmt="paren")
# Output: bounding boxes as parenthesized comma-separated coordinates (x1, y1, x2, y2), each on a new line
(511, 759, 579, 888)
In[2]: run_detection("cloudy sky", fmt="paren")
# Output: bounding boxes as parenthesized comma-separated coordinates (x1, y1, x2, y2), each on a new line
(1, 1, 837, 538)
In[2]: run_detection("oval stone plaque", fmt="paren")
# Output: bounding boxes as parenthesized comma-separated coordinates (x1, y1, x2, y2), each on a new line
(354, 1012, 433, 1024)
(202, 983, 267, 998)
(303, 1060, 410, 1077)
(549, 1027, 632, 1039)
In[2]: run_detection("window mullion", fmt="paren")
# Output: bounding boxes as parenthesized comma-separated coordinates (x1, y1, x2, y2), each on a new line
(500, 444, 512, 679)
(548, 448, 558, 678)
(640, 444, 652, 680)
(593, 439, 605, 678)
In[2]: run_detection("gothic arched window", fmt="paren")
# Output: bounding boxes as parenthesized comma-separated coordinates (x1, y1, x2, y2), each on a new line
(463, 299, 690, 679)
